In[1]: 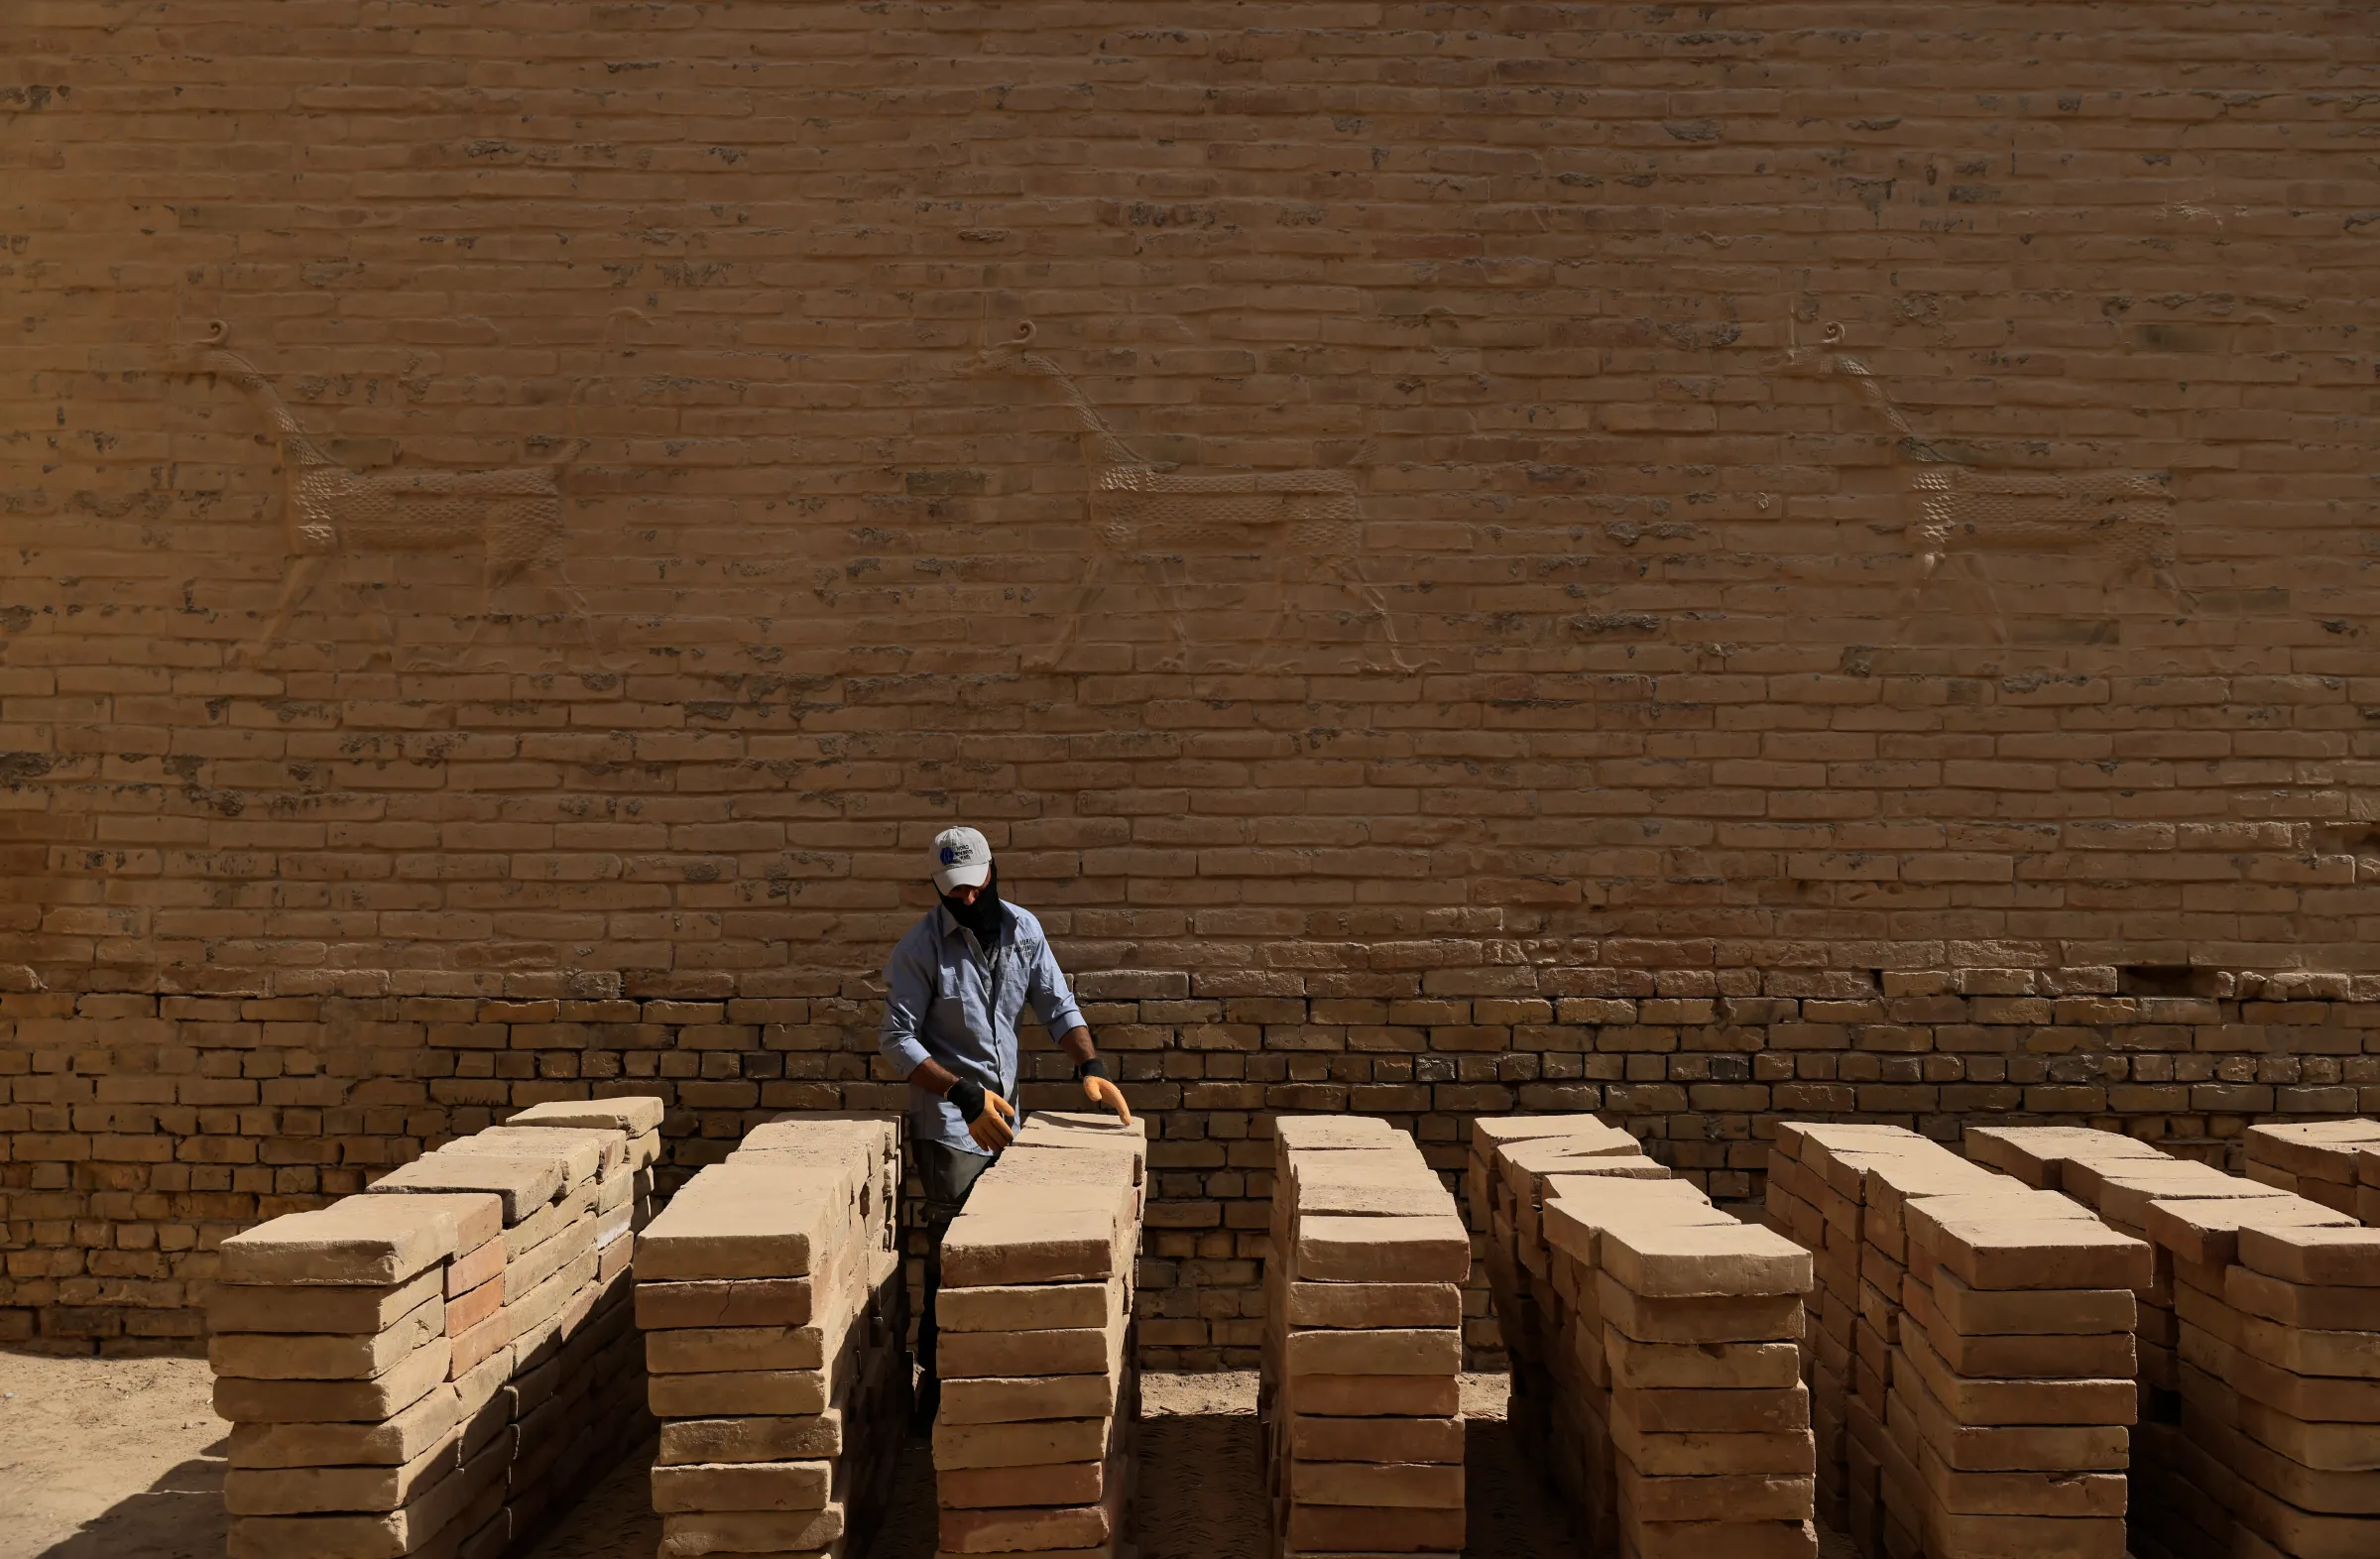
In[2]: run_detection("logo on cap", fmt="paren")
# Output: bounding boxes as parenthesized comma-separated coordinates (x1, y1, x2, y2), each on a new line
(940, 845, 960, 865)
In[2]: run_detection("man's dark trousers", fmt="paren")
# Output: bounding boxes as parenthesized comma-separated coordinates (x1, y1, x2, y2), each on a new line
(915, 1139, 995, 1413)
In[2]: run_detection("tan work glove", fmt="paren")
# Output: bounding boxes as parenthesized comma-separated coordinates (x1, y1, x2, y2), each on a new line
(967, 1089, 1017, 1152)
(1082, 1073, 1133, 1126)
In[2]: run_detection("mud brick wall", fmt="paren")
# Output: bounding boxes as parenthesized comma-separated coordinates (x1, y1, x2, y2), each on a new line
(10, 968, 2380, 1356)
(7, 5, 2380, 1357)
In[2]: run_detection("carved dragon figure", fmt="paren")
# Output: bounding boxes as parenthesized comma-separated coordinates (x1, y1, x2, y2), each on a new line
(182, 320, 600, 664)
(1782, 321, 2193, 639)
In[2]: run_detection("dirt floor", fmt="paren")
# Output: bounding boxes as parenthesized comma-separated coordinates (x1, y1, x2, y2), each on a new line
(0, 1354, 1578, 1559)
(0, 1352, 229, 1559)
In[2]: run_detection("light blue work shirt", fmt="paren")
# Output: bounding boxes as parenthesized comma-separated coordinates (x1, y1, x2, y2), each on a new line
(878, 900, 1087, 1156)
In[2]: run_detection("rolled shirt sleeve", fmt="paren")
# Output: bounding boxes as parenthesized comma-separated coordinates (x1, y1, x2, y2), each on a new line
(878, 929, 937, 1080)
(1023, 925, 1086, 1039)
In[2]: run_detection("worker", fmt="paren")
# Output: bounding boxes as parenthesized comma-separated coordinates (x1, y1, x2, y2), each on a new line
(878, 824, 1132, 1424)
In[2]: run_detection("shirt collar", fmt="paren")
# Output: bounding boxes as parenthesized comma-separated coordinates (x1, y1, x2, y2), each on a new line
(934, 900, 1005, 945)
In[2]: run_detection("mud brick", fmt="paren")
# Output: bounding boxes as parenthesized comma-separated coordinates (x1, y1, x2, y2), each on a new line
(1602, 1222, 1813, 1299)
(2223, 1265, 2380, 1331)
(445, 1125, 618, 1182)
(1288, 1414, 1464, 1464)
(369, 1152, 565, 1227)
(2244, 1121, 2380, 1183)
(2231, 1351, 2380, 1420)
(1964, 1127, 2170, 1191)
(224, 1438, 505, 1559)
(2237, 1223, 2380, 1287)
(447, 1305, 512, 1381)
(1622, 1517, 1819, 1559)
(504, 1216, 595, 1303)
(1593, 1276, 1805, 1347)
(637, 1276, 817, 1331)
(1289, 1459, 1466, 1508)
(941, 1185, 1132, 1286)
(1284, 1280, 1463, 1330)
(1606, 1334, 1803, 1390)
(1281, 1500, 1467, 1552)
(1927, 1268, 2135, 1337)
(213, 1336, 453, 1424)
(937, 1455, 1126, 1552)
(2142, 1195, 2356, 1269)
(1290, 1373, 1462, 1416)
(218, 1195, 498, 1288)
(1910, 1212, 2152, 1292)
(444, 1274, 503, 1339)
(656, 1501, 844, 1555)
(1291, 1213, 1470, 1283)
(656, 1412, 847, 1467)
(1611, 1417, 1818, 1478)
(446, 1238, 503, 1298)
(1012, 1109, 1149, 1182)
(2235, 1396, 2380, 1472)
(1616, 1463, 1816, 1522)
(209, 1269, 445, 1336)
(933, 1415, 1111, 1471)
(1543, 1185, 1733, 1267)
(938, 1457, 1111, 1508)
(501, 1183, 598, 1262)
(651, 1459, 832, 1513)
(638, 1175, 848, 1280)
(1897, 1327, 2135, 1427)
(1924, 1510, 2130, 1559)
(507, 1097, 665, 1137)
(1611, 1383, 1811, 1436)
(1892, 1379, 2134, 1475)
(1284, 1327, 1465, 1377)
(646, 1323, 837, 1376)
(211, 1296, 446, 1380)
(222, 1429, 461, 1515)
(942, 1318, 1125, 1379)
(1275, 1117, 1402, 1153)
(227, 1384, 464, 1470)
(936, 1367, 1123, 1425)
(1923, 1323, 2136, 1381)
(938, 1273, 1116, 1331)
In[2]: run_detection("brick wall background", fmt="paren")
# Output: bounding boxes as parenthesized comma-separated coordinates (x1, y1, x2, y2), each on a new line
(5, 3, 2379, 1354)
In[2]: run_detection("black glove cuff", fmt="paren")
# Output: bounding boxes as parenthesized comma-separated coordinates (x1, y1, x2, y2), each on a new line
(1074, 1057, 1107, 1083)
(947, 1077, 987, 1123)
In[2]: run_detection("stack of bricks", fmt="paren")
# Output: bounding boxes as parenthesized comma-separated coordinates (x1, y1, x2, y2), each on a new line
(1470, 1115, 1673, 1520)
(1995, 1125, 2379, 1559)
(1263, 1114, 1470, 1559)
(636, 1112, 907, 1559)
(206, 1099, 661, 1559)
(1553, 1167, 1819, 1559)
(1762, 1122, 2003, 1549)
(1963, 1126, 2185, 1424)
(2242, 1120, 2380, 1225)
(1887, 1173, 2149, 1559)
(933, 1109, 1147, 1559)
(2157, 1219, 2380, 1559)
(1766, 1123, 2154, 1559)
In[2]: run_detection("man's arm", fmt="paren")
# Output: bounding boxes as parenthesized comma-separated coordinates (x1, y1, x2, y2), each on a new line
(1025, 933, 1132, 1125)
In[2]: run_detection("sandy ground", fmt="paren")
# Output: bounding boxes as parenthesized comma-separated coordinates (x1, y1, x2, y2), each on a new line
(0, 1353, 1576, 1559)
(0, 1352, 229, 1559)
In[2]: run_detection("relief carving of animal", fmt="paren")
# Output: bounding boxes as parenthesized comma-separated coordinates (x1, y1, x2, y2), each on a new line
(965, 322, 1413, 672)
(182, 320, 600, 664)
(1781, 321, 2193, 640)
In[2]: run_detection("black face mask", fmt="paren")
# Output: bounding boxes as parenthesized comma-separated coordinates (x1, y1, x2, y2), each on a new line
(940, 862, 1004, 944)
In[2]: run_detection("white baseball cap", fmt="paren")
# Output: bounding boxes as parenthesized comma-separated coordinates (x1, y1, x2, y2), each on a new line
(931, 826, 992, 893)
